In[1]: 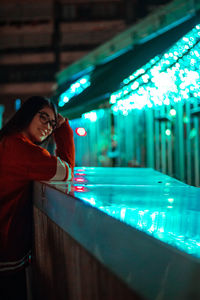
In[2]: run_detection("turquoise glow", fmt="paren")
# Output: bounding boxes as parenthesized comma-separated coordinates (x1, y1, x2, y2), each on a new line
(110, 24, 200, 114)
(15, 98, 21, 111)
(83, 111, 97, 122)
(82, 109, 105, 122)
(73, 183, 200, 259)
(70, 167, 199, 259)
(165, 129, 171, 136)
(58, 75, 91, 107)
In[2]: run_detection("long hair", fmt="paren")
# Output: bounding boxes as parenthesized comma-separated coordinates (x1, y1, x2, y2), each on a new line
(0, 96, 57, 142)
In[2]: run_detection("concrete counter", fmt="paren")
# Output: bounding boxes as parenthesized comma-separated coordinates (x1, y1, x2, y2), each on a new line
(33, 167, 200, 300)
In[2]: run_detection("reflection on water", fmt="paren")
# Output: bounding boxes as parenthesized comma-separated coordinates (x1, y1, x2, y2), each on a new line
(73, 184, 200, 259)
(49, 167, 200, 259)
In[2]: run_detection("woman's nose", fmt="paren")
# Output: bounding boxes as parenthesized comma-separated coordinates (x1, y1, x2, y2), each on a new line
(44, 121, 52, 132)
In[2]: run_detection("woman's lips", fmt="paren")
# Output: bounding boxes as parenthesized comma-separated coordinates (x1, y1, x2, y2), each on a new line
(38, 128, 47, 137)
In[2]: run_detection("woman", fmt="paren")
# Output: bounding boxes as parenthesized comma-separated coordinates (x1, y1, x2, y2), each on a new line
(0, 96, 75, 299)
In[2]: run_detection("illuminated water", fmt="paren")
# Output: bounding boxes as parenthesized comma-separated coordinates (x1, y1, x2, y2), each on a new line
(52, 167, 200, 259)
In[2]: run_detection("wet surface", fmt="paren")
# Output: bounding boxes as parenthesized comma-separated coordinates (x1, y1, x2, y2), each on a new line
(47, 167, 200, 259)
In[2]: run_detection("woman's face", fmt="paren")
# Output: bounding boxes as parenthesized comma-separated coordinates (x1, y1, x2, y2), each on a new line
(24, 106, 56, 143)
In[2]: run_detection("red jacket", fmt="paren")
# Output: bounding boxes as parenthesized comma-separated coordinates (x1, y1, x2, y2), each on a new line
(0, 119, 75, 272)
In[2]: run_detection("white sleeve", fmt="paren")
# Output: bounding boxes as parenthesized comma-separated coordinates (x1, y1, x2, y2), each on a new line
(49, 157, 71, 181)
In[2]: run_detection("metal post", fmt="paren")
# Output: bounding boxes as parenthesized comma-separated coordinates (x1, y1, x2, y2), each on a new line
(175, 102, 185, 182)
(154, 109, 160, 171)
(166, 104, 173, 176)
(193, 101, 200, 186)
(185, 101, 192, 185)
(145, 108, 154, 168)
(160, 105, 167, 174)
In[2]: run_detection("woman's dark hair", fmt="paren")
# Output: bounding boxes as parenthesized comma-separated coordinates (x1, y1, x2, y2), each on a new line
(0, 96, 57, 141)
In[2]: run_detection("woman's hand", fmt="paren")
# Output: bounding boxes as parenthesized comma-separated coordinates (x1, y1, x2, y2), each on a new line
(57, 113, 65, 128)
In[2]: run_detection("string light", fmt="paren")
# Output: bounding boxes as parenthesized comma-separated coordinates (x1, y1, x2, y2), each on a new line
(110, 24, 200, 114)
(58, 75, 91, 107)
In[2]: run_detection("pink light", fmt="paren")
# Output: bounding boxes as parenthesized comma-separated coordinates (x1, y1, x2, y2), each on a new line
(75, 173, 86, 176)
(74, 178, 85, 182)
(74, 186, 86, 192)
(75, 127, 87, 136)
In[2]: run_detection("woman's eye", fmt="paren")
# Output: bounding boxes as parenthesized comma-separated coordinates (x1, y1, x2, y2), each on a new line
(41, 115, 48, 122)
